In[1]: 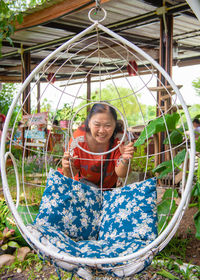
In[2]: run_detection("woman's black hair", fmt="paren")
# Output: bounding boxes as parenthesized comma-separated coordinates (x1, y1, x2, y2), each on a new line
(193, 118, 200, 125)
(85, 103, 123, 142)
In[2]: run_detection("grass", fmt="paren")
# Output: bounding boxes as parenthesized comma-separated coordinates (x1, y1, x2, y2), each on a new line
(153, 235, 200, 280)
(1, 164, 200, 279)
(0, 167, 45, 205)
(0, 252, 78, 280)
(156, 235, 190, 261)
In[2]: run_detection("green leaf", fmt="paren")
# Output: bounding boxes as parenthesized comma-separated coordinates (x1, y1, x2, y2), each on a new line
(6, 36, 14, 47)
(134, 113, 180, 147)
(162, 188, 179, 200)
(8, 24, 14, 34)
(17, 13, 23, 24)
(7, 241, 20, 248)
(163, 129, 183, 145)
(196, 137, 200, 153)
(198, 158, 200, 182)
(153, 160, 172, 173)
(157, 167, 173, 179)
(157, 199, 177, 232)
(157, 199, 176, 215)
(191, 181, 200, 197)
(153, 149, 186, 178)
(173, 149, 186, 167)
(157, 269, 179, 279)
(1, 243, 8, 250)
(194, 210, 200, 240)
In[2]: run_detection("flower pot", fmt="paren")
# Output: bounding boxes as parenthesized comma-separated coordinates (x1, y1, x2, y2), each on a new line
(59, 120, 70, 129)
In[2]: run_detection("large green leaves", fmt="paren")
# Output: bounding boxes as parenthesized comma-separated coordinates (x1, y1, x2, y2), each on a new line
(196, 137, 200, 153)
(134, 113, 180, 147)
(152, 149, 186, 178)
(194, 209, 200, 240)
(157, 189, 178, 232)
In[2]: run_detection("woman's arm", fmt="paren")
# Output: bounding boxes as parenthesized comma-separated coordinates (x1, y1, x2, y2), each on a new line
(115, 141, 134, 178)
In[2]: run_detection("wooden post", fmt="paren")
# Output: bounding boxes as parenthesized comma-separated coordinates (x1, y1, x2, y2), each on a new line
(21, 51, 31, 156)
(157, 14, 173, 164)
(37, 80, 41, 113)
(22, 51, 31, 115)
(87, 73, 91, 114)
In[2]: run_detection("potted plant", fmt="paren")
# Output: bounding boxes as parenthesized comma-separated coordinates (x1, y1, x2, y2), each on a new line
(55, 104, 73, 129)
(55, 103, 86, 129)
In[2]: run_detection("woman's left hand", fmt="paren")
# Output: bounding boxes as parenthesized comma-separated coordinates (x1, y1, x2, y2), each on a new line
(118, 141, 134, 160)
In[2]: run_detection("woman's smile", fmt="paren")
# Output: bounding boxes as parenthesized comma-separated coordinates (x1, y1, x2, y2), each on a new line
(88, 112, 116, 145)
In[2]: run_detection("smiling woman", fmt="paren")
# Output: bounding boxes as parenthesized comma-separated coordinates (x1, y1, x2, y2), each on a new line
(61, 102, 134, 190)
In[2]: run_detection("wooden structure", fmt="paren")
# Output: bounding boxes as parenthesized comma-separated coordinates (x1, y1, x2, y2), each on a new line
(0, 0, 199, 162)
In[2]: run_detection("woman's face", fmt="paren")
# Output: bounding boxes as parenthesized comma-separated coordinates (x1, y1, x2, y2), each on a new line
(88, 112, 116, 144)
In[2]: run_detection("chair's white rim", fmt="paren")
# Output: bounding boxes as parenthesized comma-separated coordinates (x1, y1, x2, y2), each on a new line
(0, 22, 196, 266)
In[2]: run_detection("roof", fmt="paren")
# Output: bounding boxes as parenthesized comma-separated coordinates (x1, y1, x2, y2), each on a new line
(1, 0, 200, 83)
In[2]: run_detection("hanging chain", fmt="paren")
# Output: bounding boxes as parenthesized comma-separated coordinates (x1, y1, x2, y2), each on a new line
(95, 0, 101, 11)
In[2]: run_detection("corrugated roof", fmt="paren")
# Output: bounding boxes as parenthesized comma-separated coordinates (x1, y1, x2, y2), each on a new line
(0, 0, 200, 82)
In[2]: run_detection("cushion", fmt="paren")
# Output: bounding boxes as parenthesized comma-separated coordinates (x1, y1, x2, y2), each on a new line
(28, 224, 80, 257)
(34, 169, 101, 241)
(98, 177, 157, 243)
(30, 176, 158, 278)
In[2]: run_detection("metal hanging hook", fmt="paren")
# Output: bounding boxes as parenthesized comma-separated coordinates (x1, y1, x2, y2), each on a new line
(89, 0, 106, 23)
(95, 0, 101, 12)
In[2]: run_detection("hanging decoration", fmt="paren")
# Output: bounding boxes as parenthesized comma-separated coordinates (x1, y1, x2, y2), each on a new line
(127, 60, 138, 76)
(47, 72, 56, 83)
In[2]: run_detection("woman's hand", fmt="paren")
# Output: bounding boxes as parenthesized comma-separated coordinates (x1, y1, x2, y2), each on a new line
(118, 141, 134, 161)
(115, 141, 134, 178)
(62, 151, 78, 177)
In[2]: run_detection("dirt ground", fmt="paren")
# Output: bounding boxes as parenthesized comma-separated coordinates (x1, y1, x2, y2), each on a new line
(0, 198, 199, 279)
(176, 206, 200, 266)
(1, 207, 200, 280)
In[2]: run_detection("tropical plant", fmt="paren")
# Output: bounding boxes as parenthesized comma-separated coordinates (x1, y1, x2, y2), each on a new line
(157, 188, 178, 233)
(0, 0, 23, 54)
(134, 112, 181, 147)
(134, 112, 186, 178)
(191, 156, 200, 240)
(135, 112, 200, 240)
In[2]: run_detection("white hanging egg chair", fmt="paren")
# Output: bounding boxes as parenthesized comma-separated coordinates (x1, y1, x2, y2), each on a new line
(0, 5, 196, 280)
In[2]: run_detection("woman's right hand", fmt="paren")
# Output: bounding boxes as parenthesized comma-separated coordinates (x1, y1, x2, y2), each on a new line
(62, 151, 78, 177)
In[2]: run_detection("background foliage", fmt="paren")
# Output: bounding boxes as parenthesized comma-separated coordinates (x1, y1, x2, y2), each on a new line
(0, 0, 46, 54)
(0, 83, 20, 126)
(192, 77, 200, 96)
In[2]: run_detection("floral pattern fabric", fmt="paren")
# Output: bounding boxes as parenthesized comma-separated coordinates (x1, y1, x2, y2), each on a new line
(31, 172, 158, 277)
(98, 177, 157, 243)
(34, 169, 102, 241)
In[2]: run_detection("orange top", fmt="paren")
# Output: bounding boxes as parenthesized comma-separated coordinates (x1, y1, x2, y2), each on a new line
(68, 125, 123, 189)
